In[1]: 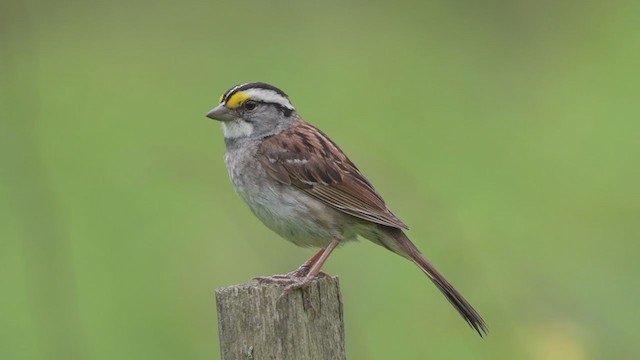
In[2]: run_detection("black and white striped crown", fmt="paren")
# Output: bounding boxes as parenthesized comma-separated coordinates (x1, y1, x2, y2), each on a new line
(220, 82, 294, 110)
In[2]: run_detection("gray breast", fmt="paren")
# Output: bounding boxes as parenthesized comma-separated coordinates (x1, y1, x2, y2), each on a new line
(223, 139, 346, 248)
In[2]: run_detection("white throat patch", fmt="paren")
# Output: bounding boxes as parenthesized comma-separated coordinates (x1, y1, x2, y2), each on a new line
(222, 120, 253, 139)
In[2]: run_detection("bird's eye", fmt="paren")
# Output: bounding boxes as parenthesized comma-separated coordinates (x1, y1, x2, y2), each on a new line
(244, 100, 258, 111)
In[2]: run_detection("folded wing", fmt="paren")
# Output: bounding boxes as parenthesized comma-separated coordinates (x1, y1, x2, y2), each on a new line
(259, 122, 409, 230)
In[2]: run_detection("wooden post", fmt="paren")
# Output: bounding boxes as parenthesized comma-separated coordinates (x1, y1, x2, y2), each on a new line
(215, 276, 346, 360)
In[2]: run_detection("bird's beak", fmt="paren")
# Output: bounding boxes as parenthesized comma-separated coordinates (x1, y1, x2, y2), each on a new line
(206, 104, 236, 122)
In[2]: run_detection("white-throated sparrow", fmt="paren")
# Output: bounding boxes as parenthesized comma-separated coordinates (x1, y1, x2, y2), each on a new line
(206, 82, 487, 336)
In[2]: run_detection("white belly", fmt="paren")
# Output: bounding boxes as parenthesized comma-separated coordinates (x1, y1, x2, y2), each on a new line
(225, 148, 344, 248)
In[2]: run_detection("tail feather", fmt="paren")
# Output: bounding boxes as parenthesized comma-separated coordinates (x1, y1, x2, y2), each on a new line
(388, 229, 488, 336)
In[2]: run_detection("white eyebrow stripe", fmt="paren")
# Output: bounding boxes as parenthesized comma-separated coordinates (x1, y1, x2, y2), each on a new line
(243, 88, 294, 109)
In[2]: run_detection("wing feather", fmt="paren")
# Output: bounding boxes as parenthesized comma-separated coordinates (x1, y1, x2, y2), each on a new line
(258, 122, 409, 230)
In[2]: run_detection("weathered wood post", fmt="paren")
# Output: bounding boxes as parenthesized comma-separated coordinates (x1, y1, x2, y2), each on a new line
(215, 276, 346, 360)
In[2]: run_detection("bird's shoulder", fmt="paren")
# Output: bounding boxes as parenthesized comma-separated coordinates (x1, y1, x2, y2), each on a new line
(257, 121, 409, 230)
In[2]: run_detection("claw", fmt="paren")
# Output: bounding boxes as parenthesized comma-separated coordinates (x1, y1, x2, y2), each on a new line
(252, 275, 298, 285)
(276, 272, 332, 303)
(251, 264, 314, 285)
(252, 268, 332, 310)
(281, 277, 314, 296)
(277, 277, 315, 308)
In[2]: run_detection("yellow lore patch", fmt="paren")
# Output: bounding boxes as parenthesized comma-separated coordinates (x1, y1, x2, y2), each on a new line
(225, 91, 250, 109)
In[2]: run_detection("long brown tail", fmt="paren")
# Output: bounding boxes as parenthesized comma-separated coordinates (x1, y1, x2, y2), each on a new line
(386, 228, 488, 336)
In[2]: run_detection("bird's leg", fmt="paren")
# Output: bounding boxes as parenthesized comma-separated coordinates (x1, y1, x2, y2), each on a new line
(253, 248, 325, 284)
(280, 239, 340, 296)
(286, 248, 326, 278)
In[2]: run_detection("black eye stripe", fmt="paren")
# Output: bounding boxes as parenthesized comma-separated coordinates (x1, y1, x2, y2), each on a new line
(242, 100, 293, 117)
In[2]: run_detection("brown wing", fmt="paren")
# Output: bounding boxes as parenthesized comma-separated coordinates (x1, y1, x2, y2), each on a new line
(258, 122, 409, 230)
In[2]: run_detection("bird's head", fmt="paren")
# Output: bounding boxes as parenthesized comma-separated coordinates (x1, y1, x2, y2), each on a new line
(206, 82, 297, 139)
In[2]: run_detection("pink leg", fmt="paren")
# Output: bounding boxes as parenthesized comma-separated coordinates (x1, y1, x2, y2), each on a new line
(280, 239, 341, 295)
(253, 248, 326, 284)
(303, 239, 340, 281)
(297, 248, 326, 276)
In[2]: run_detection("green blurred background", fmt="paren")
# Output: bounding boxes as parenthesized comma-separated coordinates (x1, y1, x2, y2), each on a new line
(2, 0, 639, 359)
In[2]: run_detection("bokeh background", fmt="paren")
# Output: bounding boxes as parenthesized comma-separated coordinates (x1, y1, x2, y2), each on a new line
(2, 0, 639, 359)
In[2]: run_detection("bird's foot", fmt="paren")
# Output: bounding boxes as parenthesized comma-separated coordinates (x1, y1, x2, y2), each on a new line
(278, 272, 331, 297)
(252, 274, 300, 285)
(253, 270, 330, 284)
(252, 265, 315, 284)
(276, 272, 331, 309)
(253, 269, 331, 309)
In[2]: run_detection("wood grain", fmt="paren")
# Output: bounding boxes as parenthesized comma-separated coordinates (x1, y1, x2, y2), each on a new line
(215, 276, 346, 360)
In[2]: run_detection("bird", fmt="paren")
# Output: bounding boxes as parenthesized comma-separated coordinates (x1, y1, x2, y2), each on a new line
(206, 82, 487, 336)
